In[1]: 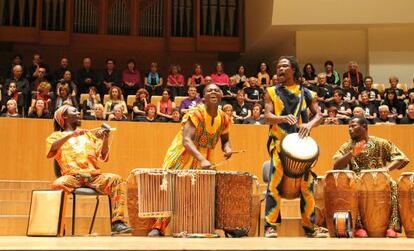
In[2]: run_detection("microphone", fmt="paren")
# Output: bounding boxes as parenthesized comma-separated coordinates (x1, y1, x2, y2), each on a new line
(101, 123, 117, 132)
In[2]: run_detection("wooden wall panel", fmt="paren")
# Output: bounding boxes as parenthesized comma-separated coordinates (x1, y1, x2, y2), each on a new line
(0, 118, 412, 181)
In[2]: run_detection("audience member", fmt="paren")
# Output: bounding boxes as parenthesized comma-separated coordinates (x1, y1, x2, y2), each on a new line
(2, 81, 20, 113)
(302, 63, 317, 87)
(358, 76, 381, 106)
(374, 105, 396, 125)
(232, 89, 251, 124)
(157, 89, 176, 122)
(381, 89, 405, 120)
(1, 99, 22, 118)
(243, 103, 264, 125)
(30, 81, 51, 113)
(55, 70, 77, 98)
(82, 86, 100, 117)
(101, 58, 122, 95)
(222, 104, 234, 124)
(316, 72, 334, 104)
(187, 63, 205, 95)
(83, 103, 106, 120)
(232, 65, 248, 90)
(359, 91, 378, 122)
(6, 54, 25, 79)
(144, 62, 163, 96)
(166, 64, 185, 98)
(76, 57, 100, 95)
(341, 77, 358, 108)
(244, 77, 263, 104)
(384, 76, 405, 101)
(211, 61, 230, 92)
(323, 107, 342, 125)
(26, 53, 50, 83)
(179, 86, 202, 114)
(109, 104, 128, 121)
(257, 62, 271, 88)
(27, 99, 50, 119)
(329, 89, 352, 122)
(135, 103, 159, 122)
(400, 104, 414, 124)
(3, 65, 29, 113)
(132, 88, 149, 119)
(104, 86, 127, 117)
(122, 59, 141, 97)
(343, 61, 363, 90)
(52, 57, 72, 83)
(170, 108, 181, 123)
(324, 60, 340, 87)
(51, 85, 77, 112)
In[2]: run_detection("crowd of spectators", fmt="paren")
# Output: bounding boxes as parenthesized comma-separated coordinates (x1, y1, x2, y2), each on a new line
(1, 54, 414, 125)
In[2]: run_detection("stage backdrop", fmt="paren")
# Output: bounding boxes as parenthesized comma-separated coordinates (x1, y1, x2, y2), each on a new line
(0, 118, 412, 181)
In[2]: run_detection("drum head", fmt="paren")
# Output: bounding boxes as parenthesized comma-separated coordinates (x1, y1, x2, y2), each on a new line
(281, 133, 318, 160)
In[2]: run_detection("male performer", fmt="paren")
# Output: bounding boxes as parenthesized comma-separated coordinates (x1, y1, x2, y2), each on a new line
(47, 105, 132, 234)
(148, 84, 232, 236)
(333, 116, 409, 238)
(264, 56, 327, 238)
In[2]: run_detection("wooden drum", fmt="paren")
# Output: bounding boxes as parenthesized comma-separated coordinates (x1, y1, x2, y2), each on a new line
(358, 170, 391, 237)
(314, 176, 326, 228)
(398, 172, 414, 238)
(172, 170, 216, 237)
(215, 171, 260, 237)
(324, 170, 358, 237)
(279, 133, 319, 199)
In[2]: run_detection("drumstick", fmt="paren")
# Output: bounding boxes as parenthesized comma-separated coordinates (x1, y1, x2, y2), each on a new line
(230, 150, 246, 154)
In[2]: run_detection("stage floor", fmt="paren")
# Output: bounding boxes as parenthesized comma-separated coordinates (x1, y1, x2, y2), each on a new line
(1, 237, 414, 251)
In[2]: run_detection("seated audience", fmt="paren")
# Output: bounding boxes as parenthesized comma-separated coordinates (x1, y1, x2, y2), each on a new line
(400, 104, 414, 124)
(179, 86, 202, 114)
(384, 76, 405, 101)
(244, 77, 263, 104)
(30, 81, 51, 113)
(76, 57, 100, 95)
(104, 86, 127, 117)
(82, 86, 100, 117)
(232, 65, 248, 90)
(211, 61, 230, 92)
(302, 63, 318, 87)
(257, 62, 271, 88)
(343, 61, 363, 90)
(83, 103, 106, 120)
(243, 103, 264, 125)
(52, 57, 72, 84)
(316, 72, 334, 105)
(222, 104, 234, 123)
(323, 107, 342, 125)
(381, 89, 405, 120)
(157, 89, 176, 122)
(132, 88, 149, 119)
(352, 106, 371, 124)
(359, 91, 378, 123)
(27, 99, 51, 119)
(2, 81, 21, 113)
(51, 85, 77, 112)
(358, 76, 382, 106)
(341, 77, 358, 108)
(109, 104, 128, 121)
(1, 99, 22, 118)
(144, 62, 163, 96)
(135, 103, 160, 122)
(232, 89, 251, 124)
(100, 58, 122, 95)
(324, 60, 341, 87)
(187, 63, 205, 95)
(166, 64, 185, 98)
(374, 105, 396, 125)
(329, 89, 352, 122)
(170, 108, 181, 123)
(122, 59, 141, 97)
(56, 70, 77, 98)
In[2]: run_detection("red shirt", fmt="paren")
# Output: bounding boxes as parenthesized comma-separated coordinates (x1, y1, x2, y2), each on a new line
(211, 73, 230, 86)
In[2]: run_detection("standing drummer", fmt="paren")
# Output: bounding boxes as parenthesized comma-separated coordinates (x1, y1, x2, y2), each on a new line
(333, 116, 409, 238)
(148, 83, 233, 237)
(264, 56, 326, 238)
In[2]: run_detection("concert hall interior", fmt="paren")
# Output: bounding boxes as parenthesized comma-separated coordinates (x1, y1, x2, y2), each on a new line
(1, 0, 414, 250)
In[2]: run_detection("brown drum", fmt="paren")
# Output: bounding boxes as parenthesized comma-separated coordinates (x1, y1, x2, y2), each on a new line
(358, 170, 391, 237)
(279, 133, 319, 199)
(172, 170, 216, 237)
(314, 176, 326, 228)
(126, 172, 155, 236)
(324, 170, 358, 237)
(398, 172, 414, 238)
(132, 168, 173, 218)
(215, 171, 260, 237)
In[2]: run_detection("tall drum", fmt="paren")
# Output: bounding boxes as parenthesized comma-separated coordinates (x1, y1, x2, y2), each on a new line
(358, 170, 391, 237)
(314, 176, 326, 228)
(172, 170, 216, 237)
(279, 133, 319, 199)
(215, 171, 260, 237)
(324, 170, 358, 237)
(398, 172, 414, 238)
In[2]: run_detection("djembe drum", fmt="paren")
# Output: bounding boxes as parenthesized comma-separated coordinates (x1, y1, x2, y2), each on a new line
(358, 169, 391, 237)
(324, 170, 358, 237)
(398, 172, 414, 238)
(172, 169, 216, 237)
(314, 176, 326, 228)
(279, 133, 319, 199)
(215, 171, 260, 237)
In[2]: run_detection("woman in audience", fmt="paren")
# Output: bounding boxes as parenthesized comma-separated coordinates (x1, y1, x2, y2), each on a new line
(82, 86, 100, 117)
(222, 104, 234, 124)
(257, 62, 271, 88)
(84, 103, 105, 120)
(232, 65, 248, 90)
(55, 70, 77, 98)
(244, 77, 263, 105)
(135, 103, 159, 122)
(302, 63, 317, 87)
(104, 86, 127, 117)
(381, 89, 405, 120)
(211, 61, 230, 92)
(52, 85, 77, 112)
(27, 99, 50, 119)
(122, 59, 141, 97)
(341, 77, 358, 108)
(2, 81, 20, 113)
(187, 63, 205, 95)
(385, 76, 406, 101)
(323, 107, 342, 125)
(243, 103, 264, 125)
(132, 88, 149, 119)
(109, 104, 128, 121)
(324, 60, 341, 87)
(330, 89, 352, 123)
(167, 64, 185, 99)
(144, 62, 163, 96)
(233, 89, 251, 124)
(1, 99, 22, 118)
(157, 89, 176, 122)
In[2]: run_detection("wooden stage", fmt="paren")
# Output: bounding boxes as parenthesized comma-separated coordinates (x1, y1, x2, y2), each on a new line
(1, 236, 414, 251)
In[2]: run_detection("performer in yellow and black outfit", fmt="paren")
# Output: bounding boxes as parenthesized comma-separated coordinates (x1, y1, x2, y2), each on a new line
(47, 105, 132, 234)
(148, 84, 232, 237)
(264, 56, 326, 238)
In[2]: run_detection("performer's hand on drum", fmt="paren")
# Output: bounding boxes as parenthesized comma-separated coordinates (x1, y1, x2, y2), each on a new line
(200, 159, 212, 169)
(298, 123, 312, 138)
(283, 114, 297, 125)
(351, 139, 366, 157)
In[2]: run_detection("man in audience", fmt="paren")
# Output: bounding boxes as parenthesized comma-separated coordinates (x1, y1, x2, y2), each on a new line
(341, 77, 358, 108)
(323, 106, 342, 125)
(26, 53, 50, 83)
(7, 54, 26, 79)
(329, 89, 352, 123)
(52, 57, 72, 84)
(333, 116, 409, 238)
(374, 105, 396, 125)
(385, 76, 405, 101)
(358, 76, 381, 106)
(243, 103, 264, 125)
(359, 91, 377, 123)
(179, 86, 202, 114)
(170, 108, 181, 123)
(315, 72, 334, 105)
(76, 57, 100, 96)
(232, 89, 251, 124)
(47, 105, 132, 234)
(244, 77, 263, 105)
(100, 58, 122, 96)
(400, 104, 414, 124)
(343, 61, 363, 90)
(3, 65, 29, 114)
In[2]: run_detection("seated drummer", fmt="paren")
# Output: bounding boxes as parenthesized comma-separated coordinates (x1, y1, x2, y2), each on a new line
(333, 116, 409, 238)
(264, 56, 327, 238)
(148, 83, 233, 237)
(47, 105, 132, 234)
